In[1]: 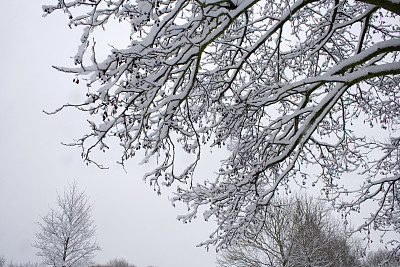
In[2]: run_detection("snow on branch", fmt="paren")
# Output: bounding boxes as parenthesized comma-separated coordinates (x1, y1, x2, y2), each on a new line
(45, 0, 400, 249)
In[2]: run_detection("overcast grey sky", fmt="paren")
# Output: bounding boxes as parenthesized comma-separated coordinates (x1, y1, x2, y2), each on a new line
(2, 1, 399, 266)
(0, 2, 218, 266)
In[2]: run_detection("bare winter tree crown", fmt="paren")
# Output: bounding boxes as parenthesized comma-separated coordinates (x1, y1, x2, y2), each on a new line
(33, 182, 100, 267)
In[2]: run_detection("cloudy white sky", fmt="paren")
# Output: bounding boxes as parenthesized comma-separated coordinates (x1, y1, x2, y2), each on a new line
(2, 1, 399, 266)
(0, 1, 219, 266)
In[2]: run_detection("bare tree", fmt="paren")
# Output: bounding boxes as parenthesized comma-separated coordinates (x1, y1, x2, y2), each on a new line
(217, 196, 360, 267)
(362, 249, 400, 267)
(43, 0, 400, 249)
(288, 199, 360, 267)
(91, 258, 137, 267)
(106, 258, 136, 267)
(0, 256, 5, 267)
(33, 182, 100, 267)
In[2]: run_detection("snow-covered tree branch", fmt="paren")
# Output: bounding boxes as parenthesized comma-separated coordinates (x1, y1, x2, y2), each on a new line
(44, 0, 400, 249)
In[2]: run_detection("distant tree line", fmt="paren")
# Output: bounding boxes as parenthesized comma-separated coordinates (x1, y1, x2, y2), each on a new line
(91, 257, 157, 267)
(0, 257, 39, 267)
(91, 258, 137, 267)
(0, 256, 156, 267)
